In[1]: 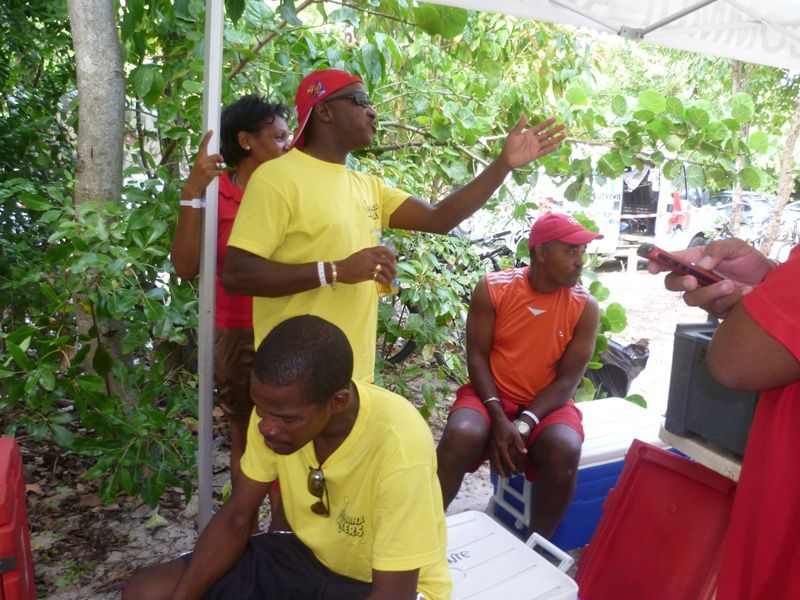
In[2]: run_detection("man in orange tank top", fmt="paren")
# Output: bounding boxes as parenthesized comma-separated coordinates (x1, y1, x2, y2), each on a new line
(437, 213, 601, 538)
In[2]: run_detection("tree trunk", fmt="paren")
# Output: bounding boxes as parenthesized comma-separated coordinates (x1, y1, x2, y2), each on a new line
(67, 0, 128, 400)
(760, 93, 800, 258)
(731, 60, 753, 236)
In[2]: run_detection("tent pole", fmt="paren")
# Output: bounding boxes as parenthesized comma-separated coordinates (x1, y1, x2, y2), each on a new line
(198, 0, 224, 533)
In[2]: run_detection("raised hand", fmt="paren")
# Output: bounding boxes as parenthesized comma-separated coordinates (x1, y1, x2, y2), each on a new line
(183, 130, 225, 199)
(499, 115, 567, 170)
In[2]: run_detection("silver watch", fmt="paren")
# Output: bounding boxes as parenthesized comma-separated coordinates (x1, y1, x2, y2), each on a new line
(513, 418, 531, 437)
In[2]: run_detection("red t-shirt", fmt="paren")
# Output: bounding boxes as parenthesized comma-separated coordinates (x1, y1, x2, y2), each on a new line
(717, 246, 800, 599)
(215, 173, 252, 329)
(485, 267, 589, 405)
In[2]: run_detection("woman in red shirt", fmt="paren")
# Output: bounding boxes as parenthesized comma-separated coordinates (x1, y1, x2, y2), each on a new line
(171, 96, 290, 493)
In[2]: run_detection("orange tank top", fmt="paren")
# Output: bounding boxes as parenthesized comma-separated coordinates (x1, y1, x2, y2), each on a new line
(485, 267, 589, 405)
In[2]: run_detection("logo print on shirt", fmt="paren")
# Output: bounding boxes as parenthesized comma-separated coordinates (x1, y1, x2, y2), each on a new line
(360, 197, 379, 221)
(337, 500, 365, 537)
(527, 306, 546, 317)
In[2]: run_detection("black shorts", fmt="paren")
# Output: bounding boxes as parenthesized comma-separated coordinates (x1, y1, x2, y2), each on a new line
(184, 532, 372, 599)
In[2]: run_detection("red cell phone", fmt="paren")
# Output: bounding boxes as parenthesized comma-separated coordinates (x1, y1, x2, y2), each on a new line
(637, 243, 723, 287)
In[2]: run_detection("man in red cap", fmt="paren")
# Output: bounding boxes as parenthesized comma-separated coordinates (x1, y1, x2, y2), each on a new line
(223, 68, 567, 383)
(436, 213, 602, 538)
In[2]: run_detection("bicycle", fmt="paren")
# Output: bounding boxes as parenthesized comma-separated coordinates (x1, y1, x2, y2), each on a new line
(377, 229, 526, 367)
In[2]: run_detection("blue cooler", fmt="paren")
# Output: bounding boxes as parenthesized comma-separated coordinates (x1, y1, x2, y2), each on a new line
(487, 397, 667, 550)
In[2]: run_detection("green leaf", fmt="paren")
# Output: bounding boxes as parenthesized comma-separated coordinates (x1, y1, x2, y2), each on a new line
(565, 86, 588, 106)
(181, 80, 204, 94)
(604, 302, 627, 333)
(92, 345, 113, 377)
(597, 151, 625, 178)
(686, 165, 706, 188)
(278, 0, 302, 26)
(225, 0, 246, 23)
(739, 167, 762, 189)
(6, 340, 31, 370)
(687, 107, 710, 128)
(19, 192, 52, 211)
(611, 95, 627, 116)
(589, 280, 610, 302)
(731, 92, 755, 122)
(413, 5, 468, 39)
(747, 131, 769, 153)
(625, 394, 647, 408)
(637, 89, 666, 113)
(130, 64, 156, 99)
(644, 118, 670, 142)
(665, 96, 683, 115)
(50, 424, 75, 449)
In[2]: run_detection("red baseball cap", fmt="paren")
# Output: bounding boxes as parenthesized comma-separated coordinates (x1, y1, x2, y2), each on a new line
(291, 69, 363, 149)
(528, 213, 604, 248)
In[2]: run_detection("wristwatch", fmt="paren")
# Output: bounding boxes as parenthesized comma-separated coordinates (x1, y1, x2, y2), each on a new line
(513, 418, 531, 438)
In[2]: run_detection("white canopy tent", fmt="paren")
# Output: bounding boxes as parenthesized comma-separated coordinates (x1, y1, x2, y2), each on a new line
(429, 0, 800, 70)
(195, 0, 800, 530)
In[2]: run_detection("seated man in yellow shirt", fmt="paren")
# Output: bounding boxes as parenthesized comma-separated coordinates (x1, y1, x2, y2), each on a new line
(123, 315, 451, 600)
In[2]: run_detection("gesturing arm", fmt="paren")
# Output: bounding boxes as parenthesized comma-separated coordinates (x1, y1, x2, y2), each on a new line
(388, 116, 566, 234)
(171, 476, 270, 600)
(171, 131, 225, 280)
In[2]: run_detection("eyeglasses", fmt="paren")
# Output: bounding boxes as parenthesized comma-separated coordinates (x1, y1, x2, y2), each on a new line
(307, 466, 330, 516)
(324, 91, 373, 109)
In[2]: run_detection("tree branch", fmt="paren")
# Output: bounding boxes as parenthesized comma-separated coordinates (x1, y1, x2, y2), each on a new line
(227, 0, 317, 80)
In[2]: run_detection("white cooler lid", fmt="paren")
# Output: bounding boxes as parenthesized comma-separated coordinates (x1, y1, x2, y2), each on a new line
(446, 510, 578, 600)
(578, 397, 667, 467)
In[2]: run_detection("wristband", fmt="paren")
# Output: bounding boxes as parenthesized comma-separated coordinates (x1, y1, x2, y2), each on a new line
(317, 261, 328, 287)
(179, 199, 206, 209)
(521, 409, 540, 427)
(329, 262, 338, 291)
(483, 396, 501, 406)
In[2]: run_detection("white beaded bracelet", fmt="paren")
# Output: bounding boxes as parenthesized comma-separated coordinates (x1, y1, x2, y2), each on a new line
(483, 396, 501, 406)
(521, 409, 540, 427)
(317, 261, 328, 287)
(179, 199, 206, 209)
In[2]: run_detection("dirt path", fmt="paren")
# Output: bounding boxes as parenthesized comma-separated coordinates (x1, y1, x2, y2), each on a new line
(24, 266, 707, 599)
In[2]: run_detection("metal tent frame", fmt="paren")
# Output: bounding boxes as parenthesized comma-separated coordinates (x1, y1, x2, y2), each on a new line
(196, 0, 799, 532)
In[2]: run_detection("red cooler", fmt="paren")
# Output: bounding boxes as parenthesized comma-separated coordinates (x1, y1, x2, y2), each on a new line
(0, 437, 35, 600)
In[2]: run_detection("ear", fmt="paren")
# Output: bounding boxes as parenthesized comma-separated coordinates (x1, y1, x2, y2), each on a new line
(314, 101, 335, 124)
(533, 244, 548, 264)
(237, 130, 251, 151)
(328, 387, 351, 415)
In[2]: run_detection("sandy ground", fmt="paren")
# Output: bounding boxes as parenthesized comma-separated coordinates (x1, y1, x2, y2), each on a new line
(32, 265, 708, 599)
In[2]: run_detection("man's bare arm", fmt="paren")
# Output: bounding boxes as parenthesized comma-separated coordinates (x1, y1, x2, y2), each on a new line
(466, 277, 527, 476)
(170, 477, 270, 600)
(526, 296, 600, 419)
(367, 569, 420, 600)
(388, 116, 565, 234)
(708, 301, 800, 391)
(221, 246, 397, 297)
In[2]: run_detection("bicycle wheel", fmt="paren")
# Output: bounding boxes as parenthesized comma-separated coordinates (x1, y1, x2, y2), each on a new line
(377, 294, 419, 364)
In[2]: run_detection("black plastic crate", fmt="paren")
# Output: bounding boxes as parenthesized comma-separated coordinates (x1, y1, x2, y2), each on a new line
(665, 322, 759, 456)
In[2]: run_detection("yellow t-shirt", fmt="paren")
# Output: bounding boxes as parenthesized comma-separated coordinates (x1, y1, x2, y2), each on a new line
(241, 381, 452, 600)
(228, 149, 409, 382)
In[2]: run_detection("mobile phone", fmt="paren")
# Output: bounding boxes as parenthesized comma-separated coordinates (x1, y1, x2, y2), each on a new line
(637, 243, 723, 287)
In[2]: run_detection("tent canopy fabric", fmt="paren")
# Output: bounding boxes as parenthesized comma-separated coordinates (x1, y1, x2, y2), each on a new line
(427, 0, 800, 70)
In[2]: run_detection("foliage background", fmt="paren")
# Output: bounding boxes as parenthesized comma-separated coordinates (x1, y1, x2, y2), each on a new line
(1, 0, 794, 507)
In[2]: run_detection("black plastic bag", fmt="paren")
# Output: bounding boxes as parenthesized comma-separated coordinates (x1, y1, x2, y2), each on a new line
(585, 339, 650, 398)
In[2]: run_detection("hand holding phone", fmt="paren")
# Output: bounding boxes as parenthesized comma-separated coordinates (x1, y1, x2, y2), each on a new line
(638, 243, 722, 287)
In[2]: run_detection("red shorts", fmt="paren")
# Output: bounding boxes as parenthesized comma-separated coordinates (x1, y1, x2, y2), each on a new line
(450, 382, 585, 481)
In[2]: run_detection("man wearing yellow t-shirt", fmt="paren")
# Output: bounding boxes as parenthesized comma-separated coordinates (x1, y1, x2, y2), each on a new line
(123, 315, 451, 600)
(223, 68, 566, 382)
